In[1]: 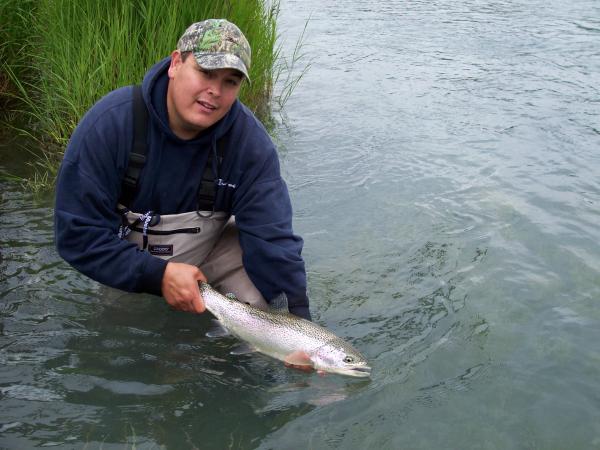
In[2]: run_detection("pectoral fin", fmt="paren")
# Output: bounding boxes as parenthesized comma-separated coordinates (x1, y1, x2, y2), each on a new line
(206, 320, 230, 338)
(284, 350, 314, 367)
(230, 343, 257, 355)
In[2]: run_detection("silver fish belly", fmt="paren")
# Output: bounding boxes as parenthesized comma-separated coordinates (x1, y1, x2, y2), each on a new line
(199, 282, 371, 378)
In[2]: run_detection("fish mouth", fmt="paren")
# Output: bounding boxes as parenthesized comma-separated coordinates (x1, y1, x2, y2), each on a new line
(347, 366, 372, 378)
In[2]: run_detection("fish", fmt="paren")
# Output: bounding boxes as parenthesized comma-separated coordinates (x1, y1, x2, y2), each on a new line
(199, 282, 372, 378)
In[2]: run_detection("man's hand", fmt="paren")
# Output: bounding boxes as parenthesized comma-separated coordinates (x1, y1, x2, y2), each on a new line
(161, 262, 207, 314)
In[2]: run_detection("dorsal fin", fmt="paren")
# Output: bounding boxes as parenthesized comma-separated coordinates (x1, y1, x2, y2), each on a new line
(269, 292, 289, 314)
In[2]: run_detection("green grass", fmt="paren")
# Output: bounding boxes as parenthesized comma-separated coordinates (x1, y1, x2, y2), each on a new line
(0, 0, 37, 129)
(1, 0, 303, 191)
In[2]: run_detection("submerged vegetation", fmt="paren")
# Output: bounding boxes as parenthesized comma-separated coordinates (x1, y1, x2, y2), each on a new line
(0, 0, 306, 190)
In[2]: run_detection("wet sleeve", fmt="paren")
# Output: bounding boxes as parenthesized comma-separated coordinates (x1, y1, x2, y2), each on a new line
(232, 149, 311, 320)
(54, 100, 167, 296)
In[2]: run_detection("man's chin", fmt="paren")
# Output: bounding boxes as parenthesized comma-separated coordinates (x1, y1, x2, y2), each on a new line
(189, 113, 225, 131)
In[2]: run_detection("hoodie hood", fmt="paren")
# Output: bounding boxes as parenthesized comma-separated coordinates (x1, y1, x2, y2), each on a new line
(141, 56, 241, 144)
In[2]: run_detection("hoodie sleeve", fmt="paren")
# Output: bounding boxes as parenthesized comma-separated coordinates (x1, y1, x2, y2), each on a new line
(54, 89, 168, 295)
(232, 143, 311, 320)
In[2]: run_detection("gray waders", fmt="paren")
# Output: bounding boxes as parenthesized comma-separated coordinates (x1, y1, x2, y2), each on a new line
(116, 209, 267, 310)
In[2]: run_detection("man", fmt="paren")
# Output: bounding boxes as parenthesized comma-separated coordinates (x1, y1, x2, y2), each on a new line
(54, 19, 311, 321)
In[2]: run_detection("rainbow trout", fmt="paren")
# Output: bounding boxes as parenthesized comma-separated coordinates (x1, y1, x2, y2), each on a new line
(199, 282, 371, 378)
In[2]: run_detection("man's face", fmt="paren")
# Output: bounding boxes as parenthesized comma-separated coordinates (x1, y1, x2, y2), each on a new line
(166, 50, 243, 139)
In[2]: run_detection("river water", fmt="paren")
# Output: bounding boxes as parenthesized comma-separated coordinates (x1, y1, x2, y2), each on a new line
(1, 0, 600, 448)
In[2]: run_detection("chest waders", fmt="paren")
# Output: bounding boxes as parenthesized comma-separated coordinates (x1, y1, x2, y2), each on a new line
(116, 86, 267, 309)
(116, 85, 227, 264)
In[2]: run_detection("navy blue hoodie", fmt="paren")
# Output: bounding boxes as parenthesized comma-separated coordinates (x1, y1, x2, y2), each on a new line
(54, 57, 310, 319)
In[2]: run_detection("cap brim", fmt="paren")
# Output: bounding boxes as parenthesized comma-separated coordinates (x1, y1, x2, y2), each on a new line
(194, 52, 251, 82)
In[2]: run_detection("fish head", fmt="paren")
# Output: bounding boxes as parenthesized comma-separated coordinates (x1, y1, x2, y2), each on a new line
(309, 339, 371, 378)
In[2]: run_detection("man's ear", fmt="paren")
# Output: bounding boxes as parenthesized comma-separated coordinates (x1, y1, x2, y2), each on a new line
(167, 50, 182, 79)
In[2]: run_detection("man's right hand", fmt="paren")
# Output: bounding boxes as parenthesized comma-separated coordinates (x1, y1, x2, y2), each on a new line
(161, 262, 207, 314)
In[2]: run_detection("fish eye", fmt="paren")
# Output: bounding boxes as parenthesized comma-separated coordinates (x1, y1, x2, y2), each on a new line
(343, 356, 355, 364)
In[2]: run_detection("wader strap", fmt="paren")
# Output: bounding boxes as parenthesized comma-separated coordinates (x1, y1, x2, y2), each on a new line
(119, 85, 147, 208)
(139, 211, 153, 250)
(118, 208, 132, 239)
(197, 136, 227, 212)
(118, 208, 156, 251)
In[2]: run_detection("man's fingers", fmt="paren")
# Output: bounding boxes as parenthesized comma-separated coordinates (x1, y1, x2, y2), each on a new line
(195, 268, 208, 283)
(161, 262, 208, 314)
(192, 294, 206, 314)
(197, 273, 208, 283)
(179, 287, 204, 314)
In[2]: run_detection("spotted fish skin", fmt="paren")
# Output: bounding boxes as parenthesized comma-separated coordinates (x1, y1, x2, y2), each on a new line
(199, 282, 371, 378)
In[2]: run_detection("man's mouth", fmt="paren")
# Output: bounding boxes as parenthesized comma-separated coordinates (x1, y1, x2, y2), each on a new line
(197, 100, 217, 111)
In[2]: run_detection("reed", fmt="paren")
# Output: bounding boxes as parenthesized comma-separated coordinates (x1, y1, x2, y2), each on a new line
(1, 0, 297, 190)
(0, 0, 37, 127)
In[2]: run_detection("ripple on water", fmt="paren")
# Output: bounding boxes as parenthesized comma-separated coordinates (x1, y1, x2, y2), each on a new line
(0, 385, 63, 402)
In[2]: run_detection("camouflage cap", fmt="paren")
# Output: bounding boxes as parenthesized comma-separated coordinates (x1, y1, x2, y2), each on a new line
(177, 19, 251, 81)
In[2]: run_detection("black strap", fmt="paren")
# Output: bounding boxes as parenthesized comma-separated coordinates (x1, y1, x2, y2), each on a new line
(119, 84, 226, 211)
(196, 136, 227, 212)
(119, 85, 147, 207)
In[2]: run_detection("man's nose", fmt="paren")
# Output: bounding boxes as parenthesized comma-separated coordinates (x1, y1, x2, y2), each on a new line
(207, 78, 221, 97)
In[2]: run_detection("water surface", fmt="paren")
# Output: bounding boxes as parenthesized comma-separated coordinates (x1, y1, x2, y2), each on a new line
(2, 0, 600, 448)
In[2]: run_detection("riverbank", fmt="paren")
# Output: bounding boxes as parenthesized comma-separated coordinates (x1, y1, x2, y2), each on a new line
(0, 0, 280, 189)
